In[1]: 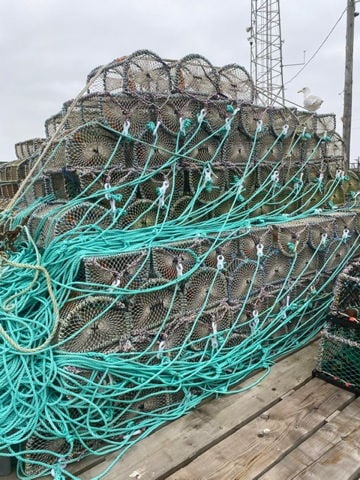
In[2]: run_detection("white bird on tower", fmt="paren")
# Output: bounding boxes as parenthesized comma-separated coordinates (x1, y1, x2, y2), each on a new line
(298, 87, 323, 112)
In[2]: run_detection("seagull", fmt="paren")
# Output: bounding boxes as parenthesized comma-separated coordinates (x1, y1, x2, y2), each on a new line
(298, 87, 323, 112)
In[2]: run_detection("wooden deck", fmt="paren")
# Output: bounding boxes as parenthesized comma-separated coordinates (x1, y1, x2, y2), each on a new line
(8, 341, 360, 480)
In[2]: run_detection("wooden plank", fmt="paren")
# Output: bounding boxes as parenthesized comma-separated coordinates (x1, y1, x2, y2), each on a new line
(166, 379, 354, 480)
(259, 397, 360, 480)
(6, 342, 318, 480)
(80, 342, 318, 480)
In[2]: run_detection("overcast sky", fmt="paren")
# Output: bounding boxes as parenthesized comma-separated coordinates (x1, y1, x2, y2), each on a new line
(0, 0, 359, 163)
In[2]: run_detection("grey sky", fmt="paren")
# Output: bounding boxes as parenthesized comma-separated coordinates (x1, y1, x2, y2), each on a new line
(0, 0, 358, 163)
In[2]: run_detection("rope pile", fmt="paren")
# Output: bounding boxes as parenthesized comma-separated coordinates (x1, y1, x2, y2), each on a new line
(0, 50, 359, 479)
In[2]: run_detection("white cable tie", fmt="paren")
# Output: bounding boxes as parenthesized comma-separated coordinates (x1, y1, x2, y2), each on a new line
(256, 119, 263, 132)
(211, 319, 219, 349)
(157, 340, 166, 358)
(179, 117, 186, 135)
(104, 182, 111, 200)
(109, 198, 116, 212)
(159, 179, 169, 196)
(282, 124, 289, 136)
(176, 262, 183, 278)
(197, 108, 207, 123)
(152, 120, 161, 136)
(217, 254, 225, 270)
(256, 243, 264, 257)
(232, 107, 240, 116)
(318, 172, 324, 183)
(122, 120, 131, 136)
(299, 172, 304, 182)
(302, 126, 307, 136)
(314, 208, 323, 214)
(342, 228, 350, 240)
(335, 169, 345, 180)
(204, 165, 213, 183)
(322, 130, 328, 139)
(225, 117, 231, 131)
(110, 277, 121, 291)
(271, 170, 280, 183)
(320, 232, 328, 245)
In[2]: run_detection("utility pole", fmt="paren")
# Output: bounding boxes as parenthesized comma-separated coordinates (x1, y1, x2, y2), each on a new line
(343, 0, 357, 168)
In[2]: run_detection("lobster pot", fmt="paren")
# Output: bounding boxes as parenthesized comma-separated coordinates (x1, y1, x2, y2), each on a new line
(323, 132, 345, 161)
(218, 63, 254, 102)
(173, 54, 219, 97)
(123, 50, 172, 94)
(86, 58, 126, 94)
(314, 113, 336, 139)
(84, 250, 151, 290)
(24, 435, 85, 477)
(320, 239, 354, 274)
(332, 261, 360, 313)
(0, 182, 18, 199)
(44, 111, 64, 138)
(57, 296, 130, 353)
(189, 165, 227, 204)
(222, 129, 255, 166)
(281, 136, 302, 163)
(268, 107, 297, 138)
(138, 168, 184, 202)
(28, 201, 115, 247)
(272, 220, 309, 257)
(121, 199, 165, 229)
(101, 93, 153, 138)
(202, 235, 240, 273)
(129, 279, 185, 330)
(23, 176, 51, 206)
(156, 94, 202, 136)
(185, 128, 222, 166)
(341, 170, 360, 197)
(135, 127, 177, 169)
(228, 260, 264, 302)
(62, 94, 103, 130)
(238, 226, 273, 259)
(255, 136, 283, 163)
(205, 100, 239, 135)
(66, 124, 125, 169)
(152, 241, 198, 281)
(294, 110, 314, 134)
(262, 251, 291, 287)
(239, 105, 270, 138)
(184, 267, 228, 312)
(77, 168, 136, 207)
(188, 304, 234, 352)
(47, 169, 81, 200)
(327, 160, 346, 179)
(307, 215, 335, 250)
(169, 195, 211, 223)
(314, 316, 360, 394)
(15, 138, 45, 161)
(42, 141, 67, 170)
(0, 164, 7, 181)
(329, 211, 357, 239)
(290, 245, 320, 279)
(324, 179, 346, 208)
(301, 137, 325, 163)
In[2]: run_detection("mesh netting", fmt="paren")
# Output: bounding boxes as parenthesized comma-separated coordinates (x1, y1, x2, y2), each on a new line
(58, 296, 129, 352)
(66, 124, 125, 169)
(174, 54, 219, 97)
(218, 64, 254, 102)
(0, 49, 359, 480)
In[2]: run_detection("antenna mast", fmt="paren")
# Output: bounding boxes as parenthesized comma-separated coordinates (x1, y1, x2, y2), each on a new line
(249, 0, 285, 106)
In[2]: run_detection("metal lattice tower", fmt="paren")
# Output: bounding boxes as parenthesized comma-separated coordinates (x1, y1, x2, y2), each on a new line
(249, 0, 285, 106)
